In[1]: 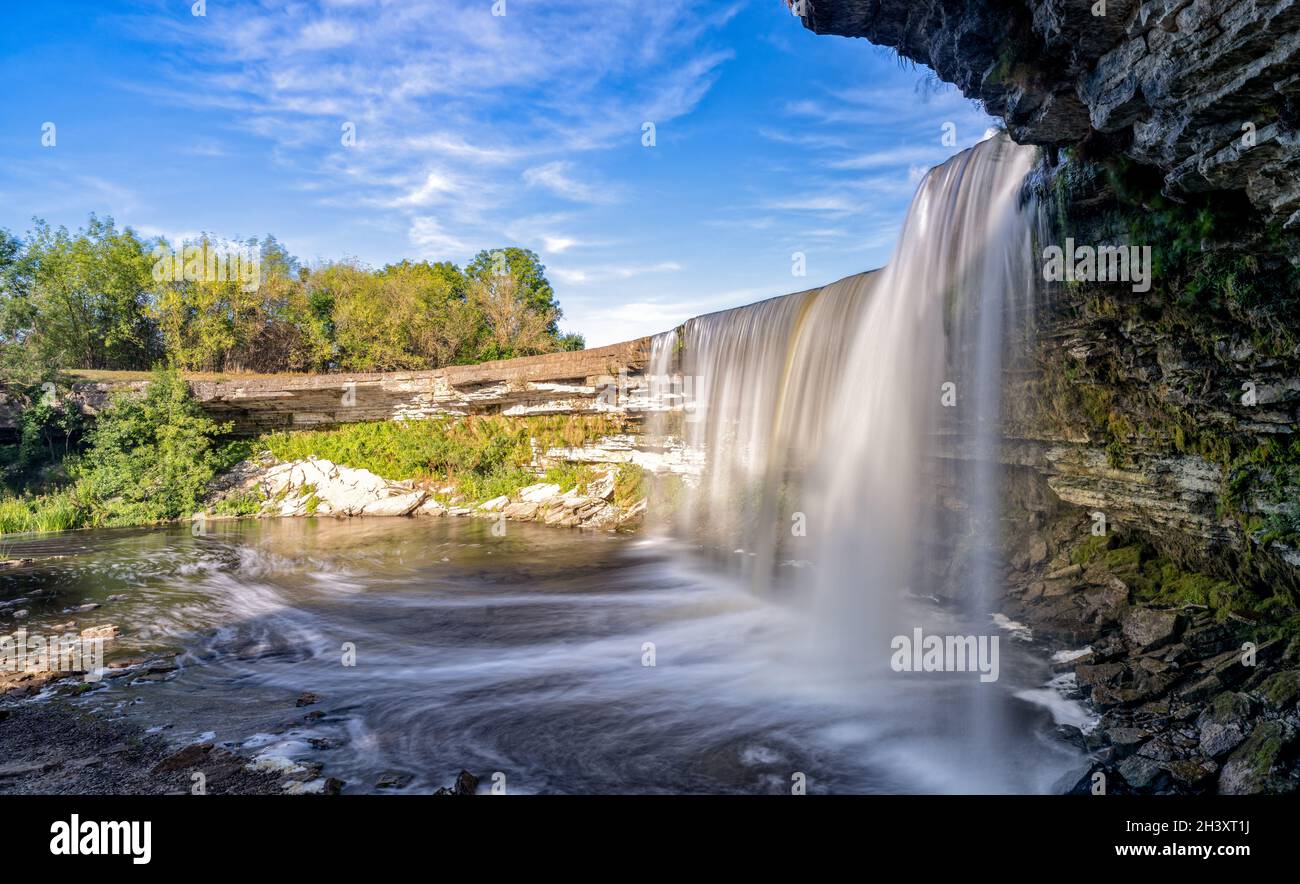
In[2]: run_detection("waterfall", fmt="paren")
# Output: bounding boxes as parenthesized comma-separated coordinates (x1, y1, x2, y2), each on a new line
(648, 134, 1046, 787)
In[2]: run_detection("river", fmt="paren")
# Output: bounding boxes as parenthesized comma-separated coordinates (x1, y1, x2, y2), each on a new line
(2, 516, 1086, 793)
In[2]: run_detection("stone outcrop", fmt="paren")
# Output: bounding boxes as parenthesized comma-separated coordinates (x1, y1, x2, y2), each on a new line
(0, 339, 655, 439)
(797, 0, 1300, 230)
(205, 456, 646, 531)
(186, 339, 652, 436)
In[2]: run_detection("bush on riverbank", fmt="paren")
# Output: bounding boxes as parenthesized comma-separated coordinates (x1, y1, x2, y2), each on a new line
(1, 399, 652, 535)
(0, 367, 233, 534)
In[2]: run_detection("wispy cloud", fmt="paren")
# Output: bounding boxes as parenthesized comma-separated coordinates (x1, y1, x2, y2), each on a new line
(522, 162, 615, 205)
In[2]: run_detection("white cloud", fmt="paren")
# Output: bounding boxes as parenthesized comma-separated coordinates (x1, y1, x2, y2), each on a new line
(522, 162, 614, 205)
(542, 236, 579, 254)
(298, 20, 356, 51)
(550, 261, 682, 286)
(389, 171, 457, 208)
(408, 216, 468, 256)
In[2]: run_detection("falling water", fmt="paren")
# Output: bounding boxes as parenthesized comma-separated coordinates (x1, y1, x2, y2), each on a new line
(650, 134, 1048, 786)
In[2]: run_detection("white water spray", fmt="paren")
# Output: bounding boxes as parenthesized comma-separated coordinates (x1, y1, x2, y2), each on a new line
(650, 135, 1045, 784)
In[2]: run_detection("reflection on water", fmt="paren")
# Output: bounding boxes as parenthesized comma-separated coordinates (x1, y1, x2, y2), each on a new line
(1, 518, 1084, 794)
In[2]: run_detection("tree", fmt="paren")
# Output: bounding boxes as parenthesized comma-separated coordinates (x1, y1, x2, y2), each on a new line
(12, 216, 156, 372)
(468, 272, 558, 361)
(465, 247, 563, 335)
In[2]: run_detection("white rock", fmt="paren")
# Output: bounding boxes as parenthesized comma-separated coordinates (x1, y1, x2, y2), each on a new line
(518, 483, 562, 503)
(478, 496, 510, 512)
(358, 491, 427, 517)
(587, 469, 617, 501)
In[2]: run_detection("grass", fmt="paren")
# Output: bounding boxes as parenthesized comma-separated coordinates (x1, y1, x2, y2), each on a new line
(3, 410, 651, 534)
(542, 461, 594, 494)
(0, 489, 84, 536)
(257, 414, 629, 507)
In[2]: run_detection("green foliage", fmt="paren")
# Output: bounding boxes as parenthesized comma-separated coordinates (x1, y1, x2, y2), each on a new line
(1069, 533, 1116, 565)
(466, 247, 562, 334)
(0, 217, 159, 373)
(542, 461, 593, 494)
(71, 366, 230, 526)
(211, 489, 264, 517)
(0, 365, 231, 535)
(1, 218, 586, 377)
(0, 488, 82, 535)
(613, 462, 650, 510)
(259, 415, 624, 504)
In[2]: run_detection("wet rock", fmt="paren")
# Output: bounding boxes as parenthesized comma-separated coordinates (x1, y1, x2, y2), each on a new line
(1256, 670, 1300, 711)
(1136, 735, 1177, 762)
(1054, 724, 1087, 749)
(152, 742, 214, 773)
(0, 760, 58, 778)
(1198, 721, 1247, 759)
(1056, 762, 1106, 794)
(1117, 754, 1170, 791)
(1076, 661, 1126, 687)
(1105, 727, 1150, 757)
(1165, 758, 1218, 791)
(434, 769, 479, 796)
(295, 692, 319, 707)
(1182, 619, 1241, 656)
(322, 777, 345, 795)
(1219, 721, 1299, 795)
(80, 625, 118, 640)
(1121, 607, 1183, 652)
(375, 771, 413, 789)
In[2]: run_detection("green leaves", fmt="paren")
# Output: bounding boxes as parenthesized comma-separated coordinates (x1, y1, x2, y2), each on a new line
(73, 366, 230, 526)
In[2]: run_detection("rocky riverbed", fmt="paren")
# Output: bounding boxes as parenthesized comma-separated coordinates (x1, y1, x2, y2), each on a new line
(1003, 522, 1300, 794)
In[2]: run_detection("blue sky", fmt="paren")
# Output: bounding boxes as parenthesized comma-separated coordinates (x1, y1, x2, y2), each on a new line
(0, 0, 993, 346)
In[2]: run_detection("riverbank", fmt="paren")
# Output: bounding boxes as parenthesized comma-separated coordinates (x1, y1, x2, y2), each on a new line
(3, 407, 679, 539)
(203, 452, 651, 532)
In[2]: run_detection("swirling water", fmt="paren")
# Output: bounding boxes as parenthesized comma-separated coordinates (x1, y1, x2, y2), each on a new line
(2, 517, 1082, 794)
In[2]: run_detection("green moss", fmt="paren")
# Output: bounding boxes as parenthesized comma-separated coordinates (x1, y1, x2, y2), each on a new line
(1103, 544, 1143, 570)
(1258, 671, 1300, 709)
(1070, 534, 1116, 565)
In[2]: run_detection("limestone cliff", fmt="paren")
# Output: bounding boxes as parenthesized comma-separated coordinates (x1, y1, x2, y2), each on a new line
(797, 0, 1300, 233)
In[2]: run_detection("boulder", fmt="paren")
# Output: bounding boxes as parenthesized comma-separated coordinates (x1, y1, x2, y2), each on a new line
(517, 483, 561, 503)
(1117, 754, 1169, 791)
(1121, 607, 1183, 652)
(1218, 721, 1299, 795)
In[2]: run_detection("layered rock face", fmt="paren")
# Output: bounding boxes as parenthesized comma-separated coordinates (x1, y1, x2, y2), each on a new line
(797, 0, 1300, 231)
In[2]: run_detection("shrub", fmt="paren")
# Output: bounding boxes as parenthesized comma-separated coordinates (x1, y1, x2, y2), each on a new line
(71, 366, 230, 526)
